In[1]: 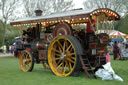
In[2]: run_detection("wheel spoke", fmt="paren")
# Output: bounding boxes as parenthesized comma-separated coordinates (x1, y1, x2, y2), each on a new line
(23, 64, 27, 69)
(70, 46, 74, 52)
(63, 64, 67, 74)
(55, 53, 61, 57)
(56, 59, 62, 65)
(62, 62, 64, 71)
(28, 59, 31, 63)
(57, 40, 63, 50)
(55, 57, 60, 60)
(71, 56, 76, 60)
(68, 52, 76, 60)
(56, 62, 63, 70)
(23, 53, 25, 59)
(66, 44, 72, 52)
(63, 40, 66, 53)
(66, 52, 75, 58)
(69, 52, 75, 56)
(58, 46, 62, 53)
(65, 40, 68, 48)
(67, 57, 75, 63)
(65, 60, 69, 70)
(27, 64, 30, 68)
(69, 61, 72, 70)
(26, 53, 29, 61)
(52, 48, 61, 54)
(23, 59, 26, 63)
(20, 52, 24, 58)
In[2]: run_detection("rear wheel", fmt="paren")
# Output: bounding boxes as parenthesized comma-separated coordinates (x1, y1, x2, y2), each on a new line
(48, 35, 83, 77)
(19, 50, 34, 72)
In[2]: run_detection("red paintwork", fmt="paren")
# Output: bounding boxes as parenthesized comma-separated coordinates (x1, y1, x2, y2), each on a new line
(26, 48, 34, 54)
(97, 47, 106, 56)
(101, 36, 109, 41)
(44, 34, 53, 42)
(37, 41, 45, 50)
(39, 50, 47, 59)
(89, 43, 97, 48)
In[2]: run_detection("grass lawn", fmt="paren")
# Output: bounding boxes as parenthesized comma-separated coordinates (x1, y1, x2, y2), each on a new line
(0, 56, 128, 85)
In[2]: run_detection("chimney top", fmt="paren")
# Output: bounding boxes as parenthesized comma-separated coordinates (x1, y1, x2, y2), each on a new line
(35, 10, 42, 16)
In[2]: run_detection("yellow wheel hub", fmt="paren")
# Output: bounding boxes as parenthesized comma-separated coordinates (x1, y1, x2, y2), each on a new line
(48, 36, 77, 77)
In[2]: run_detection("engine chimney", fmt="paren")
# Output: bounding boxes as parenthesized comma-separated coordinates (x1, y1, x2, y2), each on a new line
(35, 10, 42, 16)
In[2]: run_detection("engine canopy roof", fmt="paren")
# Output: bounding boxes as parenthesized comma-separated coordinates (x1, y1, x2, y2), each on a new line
(10, 8, 120, 26)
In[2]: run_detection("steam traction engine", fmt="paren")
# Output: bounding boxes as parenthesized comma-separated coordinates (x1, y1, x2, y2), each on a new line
(11, 8, 120, 78)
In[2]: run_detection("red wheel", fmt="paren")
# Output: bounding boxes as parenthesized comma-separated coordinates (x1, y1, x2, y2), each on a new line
(53, 23, 72, 37)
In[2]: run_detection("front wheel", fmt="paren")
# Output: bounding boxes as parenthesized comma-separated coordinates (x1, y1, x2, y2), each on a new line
(48, 35, 83, 77)
(19, 50, 34, 72)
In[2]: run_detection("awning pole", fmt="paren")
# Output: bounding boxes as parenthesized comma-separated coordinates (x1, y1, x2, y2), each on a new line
(21, 24, 24, 38)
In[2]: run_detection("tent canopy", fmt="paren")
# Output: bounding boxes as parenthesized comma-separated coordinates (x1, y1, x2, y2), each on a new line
(112, 38, 123, 42)
(109, 31, 126, 36)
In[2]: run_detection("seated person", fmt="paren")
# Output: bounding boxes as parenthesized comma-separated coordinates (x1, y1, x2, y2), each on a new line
(120, 44, 128, 58)
(86, 16, 96, 42)
(86, 16, 96, 34)
(23, 27, 32, 36)
(22, 27, 37, 42)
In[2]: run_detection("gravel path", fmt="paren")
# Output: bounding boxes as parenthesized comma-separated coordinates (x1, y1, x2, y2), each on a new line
(0, 53, 13, 57)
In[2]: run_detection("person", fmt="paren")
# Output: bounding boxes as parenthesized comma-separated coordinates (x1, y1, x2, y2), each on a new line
(118, 41, 124, 59)
(85, 16, 96, 50)
(113, 41, 119, 60)
(3, 45, 7, 54)
(6, 45, 9, 53)
(86, 16, 96, 34)
(106, 53, 111, 63)
(120, 44, 128, 59)
(9, 45, 12, 53)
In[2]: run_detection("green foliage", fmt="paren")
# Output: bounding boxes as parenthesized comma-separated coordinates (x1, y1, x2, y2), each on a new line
(0, 56, 128, 85)
(0, 23, 3, 46)
(115, 15, 128, 34)
(0, 24, 20, 46)
(6, 25, 21, 45)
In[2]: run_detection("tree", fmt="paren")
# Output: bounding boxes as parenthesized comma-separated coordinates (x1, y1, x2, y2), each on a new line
(0, 23, 3, 46)
(5, 25, 21, 45)
(122, 0, 128, 15)
(52, 0, 74, 13)
(22, 0, 74, 17)
(22, 0, 52, 17)
(115, 15, 128, 34)
(0, 0, 20, 45)
(83, 0, 124, 14)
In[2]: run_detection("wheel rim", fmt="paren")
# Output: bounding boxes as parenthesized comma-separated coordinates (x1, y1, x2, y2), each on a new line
(48, 36, 77, 76)
(19, 50, 33, 72)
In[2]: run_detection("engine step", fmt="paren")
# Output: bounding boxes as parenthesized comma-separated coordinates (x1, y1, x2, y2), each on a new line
(79, 55, 96, 79)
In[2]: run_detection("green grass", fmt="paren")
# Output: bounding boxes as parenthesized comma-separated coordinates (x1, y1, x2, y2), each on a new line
(0, 56, 128, 85)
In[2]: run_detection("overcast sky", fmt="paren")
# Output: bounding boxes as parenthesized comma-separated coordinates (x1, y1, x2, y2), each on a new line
(0, 0, 86, 20)
(73, 0, 85, 9)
